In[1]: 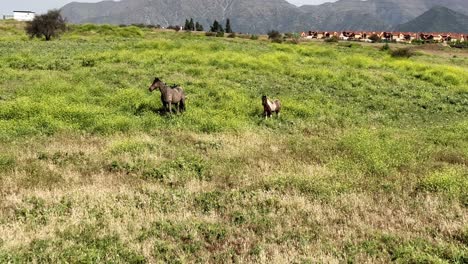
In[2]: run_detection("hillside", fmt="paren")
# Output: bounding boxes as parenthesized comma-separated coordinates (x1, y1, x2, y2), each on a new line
(0, 22, 467, 262)
(397, 6, 468, 33)
(60, 0, 301, 33)
(302, 0, 468, 30)
(60, 0, 468, 33)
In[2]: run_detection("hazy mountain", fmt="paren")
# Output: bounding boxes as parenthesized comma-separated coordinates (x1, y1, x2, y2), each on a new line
(300, 0, 468, 31)
(60, 0, 468, 33)
(396, 6, 468, 33)
(61, 0, 301, 33)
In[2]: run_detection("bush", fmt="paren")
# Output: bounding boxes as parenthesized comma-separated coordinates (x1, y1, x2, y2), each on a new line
(205, 32, 216, 37)
(390, 47, 414, 58)
(81, 58, 96, 67)
(324, 36, 339, 43)
(250, 34, 259, 40)
(216, 31, 224, 38)
(227, 32, 236, 38)
(167, 25, 181, 32)
(267, 30, 282, 40)
(410, 39, 424, 45)
(290, 32, 301, 44)
(449, 41, 468, 49)
(25, 10, 66, 41)
(369, 34, 381, 43)
(267, 30, 283, 43)
(271, 38, 283, 44)
(380, 43, 390, 51)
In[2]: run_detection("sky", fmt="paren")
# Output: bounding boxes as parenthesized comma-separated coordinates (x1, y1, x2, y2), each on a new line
(0, 0, 337, 15)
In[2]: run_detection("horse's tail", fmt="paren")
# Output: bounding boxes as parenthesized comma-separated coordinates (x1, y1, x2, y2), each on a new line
(180, 98, 186, 112)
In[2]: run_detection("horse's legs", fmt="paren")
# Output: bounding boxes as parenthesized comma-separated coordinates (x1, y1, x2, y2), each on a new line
(168, 102, 172, 114)
(180, 99, 185, 112)
(176, 103, 180, 114)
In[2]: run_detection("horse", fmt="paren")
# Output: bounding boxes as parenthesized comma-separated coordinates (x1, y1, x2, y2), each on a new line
(262, 95, 281, 119)
(149, 78, 186, 114)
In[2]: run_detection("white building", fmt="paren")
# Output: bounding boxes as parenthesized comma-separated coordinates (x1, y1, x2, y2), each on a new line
(13, 11, 35, 21)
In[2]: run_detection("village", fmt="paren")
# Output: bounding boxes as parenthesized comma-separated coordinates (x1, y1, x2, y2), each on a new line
(301, 30, 466, 44)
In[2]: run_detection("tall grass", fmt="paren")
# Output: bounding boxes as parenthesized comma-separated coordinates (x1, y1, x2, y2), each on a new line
(0, 21, 467, 262)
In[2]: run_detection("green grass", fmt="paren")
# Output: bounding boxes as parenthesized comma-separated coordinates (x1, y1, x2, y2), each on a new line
(0, 22, 467, 262)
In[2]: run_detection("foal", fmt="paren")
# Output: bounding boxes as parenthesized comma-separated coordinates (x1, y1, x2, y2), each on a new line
(149, 78, 186, 114)
(262, 95, 281, 119)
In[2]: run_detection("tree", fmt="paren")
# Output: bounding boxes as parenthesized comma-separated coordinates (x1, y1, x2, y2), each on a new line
(25, 10, 66, 41)
(210, 20, 218, 32)
(210, 20, 224, 33)
(189, 18, 195, 31)
(225, 18, 232, 33)
(184, 19, 190, 31)
(195, 22, 204, 31)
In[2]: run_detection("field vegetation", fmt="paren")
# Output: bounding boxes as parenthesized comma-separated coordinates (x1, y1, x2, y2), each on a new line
(0, 21, 467, 263)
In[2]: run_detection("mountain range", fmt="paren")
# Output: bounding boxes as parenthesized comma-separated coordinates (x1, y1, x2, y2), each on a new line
(60, 0, 468, 33)
(397, 6, 468, 33)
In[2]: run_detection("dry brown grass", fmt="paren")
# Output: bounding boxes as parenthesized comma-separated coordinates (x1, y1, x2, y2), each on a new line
(1, 132, 466, 262)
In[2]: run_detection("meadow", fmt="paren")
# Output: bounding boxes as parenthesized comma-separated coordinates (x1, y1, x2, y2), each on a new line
(0, 21, 467, 263)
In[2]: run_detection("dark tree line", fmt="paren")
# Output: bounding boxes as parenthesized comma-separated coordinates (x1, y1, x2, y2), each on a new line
(183, 18, 233, 33)
(210, 18, 232, 33)
(184, 18, 204, 31)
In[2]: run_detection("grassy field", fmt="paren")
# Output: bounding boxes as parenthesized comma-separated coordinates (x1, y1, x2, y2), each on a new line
(0, 21, 467, 263)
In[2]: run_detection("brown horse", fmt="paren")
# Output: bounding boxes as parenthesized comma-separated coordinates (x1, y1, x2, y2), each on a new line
(149, 78, 186, 114)
(262, 95, 281, 119)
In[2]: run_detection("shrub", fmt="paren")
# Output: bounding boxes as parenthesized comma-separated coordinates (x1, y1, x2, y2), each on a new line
(390, 47, 414, 58)
(449, 41, 468, 49)
(81, 58, 96, 67)
(216, 31, 224, 38)
(324, 36, 339, 43)
(271, 38, 283, 44)
(290, 32, 301, 44)
(380, 43, 390, 51)
(167, 25, 181, 32)
(25, 10, 66, 41)
(205, 32, 216, 37)
(268, 30, 283, 43)
(250, 34, 259, 40)
(227, 32, 236, 38)
(267, 30, 282, 40)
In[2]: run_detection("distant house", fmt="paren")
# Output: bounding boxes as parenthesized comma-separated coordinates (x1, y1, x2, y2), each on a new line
(419, 33, 434, 42)
(380, 32, 393, 41)
(451, 34, 465, 42)
(13, 11, 35, 21)
(340, 31, 355, 40)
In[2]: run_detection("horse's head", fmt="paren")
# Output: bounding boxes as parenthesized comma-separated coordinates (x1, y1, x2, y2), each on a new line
(261, 95, 268, 104)
(149, 77, 163, 92)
